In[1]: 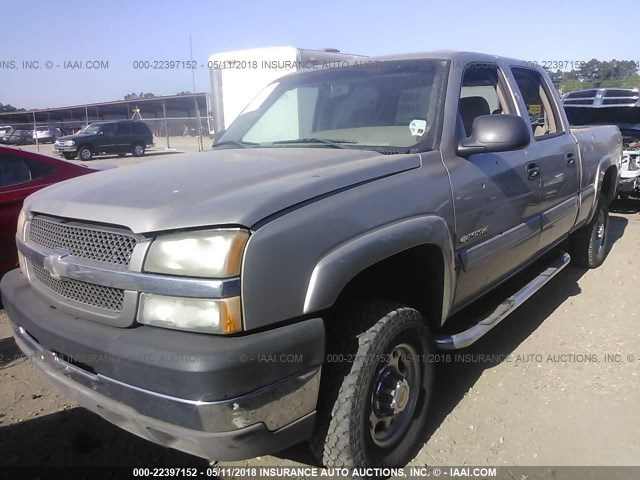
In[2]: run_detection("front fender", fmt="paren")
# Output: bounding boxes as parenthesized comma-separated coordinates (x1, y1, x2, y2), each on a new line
(302, 215, 455, 326)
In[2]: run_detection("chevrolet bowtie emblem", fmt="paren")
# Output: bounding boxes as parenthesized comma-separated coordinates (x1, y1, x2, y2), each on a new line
(43, 252, 69, 281)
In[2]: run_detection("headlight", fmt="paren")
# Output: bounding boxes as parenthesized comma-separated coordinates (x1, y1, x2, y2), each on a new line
(144, 229, 249, 278)
(16, 209, 27, 240)
(59, 140, 75, 146)
(138, 294, 242, 334)
(16, 209, 27, 273)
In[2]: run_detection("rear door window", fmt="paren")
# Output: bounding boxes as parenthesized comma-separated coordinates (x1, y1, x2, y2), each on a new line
(25, 159, 56, 179)
(133, 123, 150, 134)
(117, 123, 132, 135)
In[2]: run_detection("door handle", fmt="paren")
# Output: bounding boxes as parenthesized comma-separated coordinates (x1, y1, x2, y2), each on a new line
(566, 153, 576, 166)
(526, 162, 540, 180)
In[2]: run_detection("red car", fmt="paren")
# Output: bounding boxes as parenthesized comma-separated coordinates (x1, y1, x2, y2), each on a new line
(0, 146, 102, 277)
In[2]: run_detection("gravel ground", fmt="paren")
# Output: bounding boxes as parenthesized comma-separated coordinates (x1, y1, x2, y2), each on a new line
(0, 199, 638, 471)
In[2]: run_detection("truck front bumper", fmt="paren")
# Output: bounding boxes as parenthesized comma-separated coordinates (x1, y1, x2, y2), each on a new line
(53, 145, 78, 153)
(1, 270, 324, 460)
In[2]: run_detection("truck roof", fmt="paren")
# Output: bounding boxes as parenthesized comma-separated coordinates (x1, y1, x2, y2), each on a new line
(210, 48, 524, 67)
(363, 50, 516, 64)
(284, 50, 535, 75)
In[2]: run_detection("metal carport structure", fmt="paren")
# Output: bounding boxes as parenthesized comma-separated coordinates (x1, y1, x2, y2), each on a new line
(0, 93, 209, 149)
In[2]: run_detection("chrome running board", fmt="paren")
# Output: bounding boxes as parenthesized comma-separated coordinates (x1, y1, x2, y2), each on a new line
(434, 252, 571, 350)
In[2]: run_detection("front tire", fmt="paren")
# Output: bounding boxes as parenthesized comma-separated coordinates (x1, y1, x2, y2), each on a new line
(570, 193, 610, 268)
(78, 146, 93, 161)
(62, 152, 76, 160)
(312, 301, 433, 467)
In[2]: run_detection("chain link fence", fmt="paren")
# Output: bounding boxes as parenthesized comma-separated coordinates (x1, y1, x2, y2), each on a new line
(4, 116, 213, 151)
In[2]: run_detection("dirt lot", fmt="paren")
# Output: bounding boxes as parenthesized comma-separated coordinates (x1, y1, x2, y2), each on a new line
(1, 194, 639, 469)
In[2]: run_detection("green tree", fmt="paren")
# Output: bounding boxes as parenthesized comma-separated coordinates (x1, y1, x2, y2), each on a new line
(0, 103, 26, 112)
(544, 58, 640, 93)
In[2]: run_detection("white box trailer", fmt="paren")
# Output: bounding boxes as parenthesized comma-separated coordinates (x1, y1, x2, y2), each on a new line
(208, 46, 364, 135)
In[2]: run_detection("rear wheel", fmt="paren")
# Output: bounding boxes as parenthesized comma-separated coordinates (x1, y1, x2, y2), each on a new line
(78, 146, 93, 161)
(570, 193, 609, 268)
(312, 301, 433, 467)
(132, 143, 145, 157)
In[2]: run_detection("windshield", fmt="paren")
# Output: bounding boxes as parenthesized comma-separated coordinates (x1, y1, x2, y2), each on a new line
(219, 60, 447, 152)
(81, 124, 102, 134)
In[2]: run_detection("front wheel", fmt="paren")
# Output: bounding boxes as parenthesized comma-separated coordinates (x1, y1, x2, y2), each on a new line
(62, 152, 76, 160)
(312, 301, 433, 467)
(78, 146, 93, 161)
(569, 193, 610, 268)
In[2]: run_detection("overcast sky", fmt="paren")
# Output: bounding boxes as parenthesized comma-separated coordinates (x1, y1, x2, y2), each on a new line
(2, 0, 638, 109)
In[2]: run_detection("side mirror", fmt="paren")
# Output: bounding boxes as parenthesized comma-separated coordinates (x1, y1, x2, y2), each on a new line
(212, 130, 226, 144)
(98, 131, 104, 136)
(457, 114, 530, 157)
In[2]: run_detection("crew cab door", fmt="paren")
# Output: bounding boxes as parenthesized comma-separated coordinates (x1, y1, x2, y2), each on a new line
(445, 63, 543, 308)
(508, 67, 580, 247)
(116, 122, 134, 152)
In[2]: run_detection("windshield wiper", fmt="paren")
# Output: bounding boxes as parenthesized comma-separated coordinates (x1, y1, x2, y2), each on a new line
(272, 137, 357, 149)
(212, 140, 259, 148)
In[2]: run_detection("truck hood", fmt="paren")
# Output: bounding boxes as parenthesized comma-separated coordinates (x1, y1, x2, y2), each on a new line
(25, 148, 421, 233)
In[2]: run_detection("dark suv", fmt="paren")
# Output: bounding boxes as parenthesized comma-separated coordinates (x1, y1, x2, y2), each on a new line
(54, 120, 154, 161)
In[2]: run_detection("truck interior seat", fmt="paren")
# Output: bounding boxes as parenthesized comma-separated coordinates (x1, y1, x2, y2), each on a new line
(459, 96, 490, 136)
(534, 124, 548, 137)
(533, 84, 556, 137)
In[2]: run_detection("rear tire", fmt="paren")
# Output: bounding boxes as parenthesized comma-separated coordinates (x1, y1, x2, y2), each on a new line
(570, 193, 609, 268)
(78, 146, 93, 161)
(132, 143, 145, 157)
(311, 301, 433, 468)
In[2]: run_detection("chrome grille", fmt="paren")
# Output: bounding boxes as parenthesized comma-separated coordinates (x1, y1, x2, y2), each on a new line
(29, 216, 138, 265)
(563, 88, 639, 107)
(30, 261, 125, 312)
